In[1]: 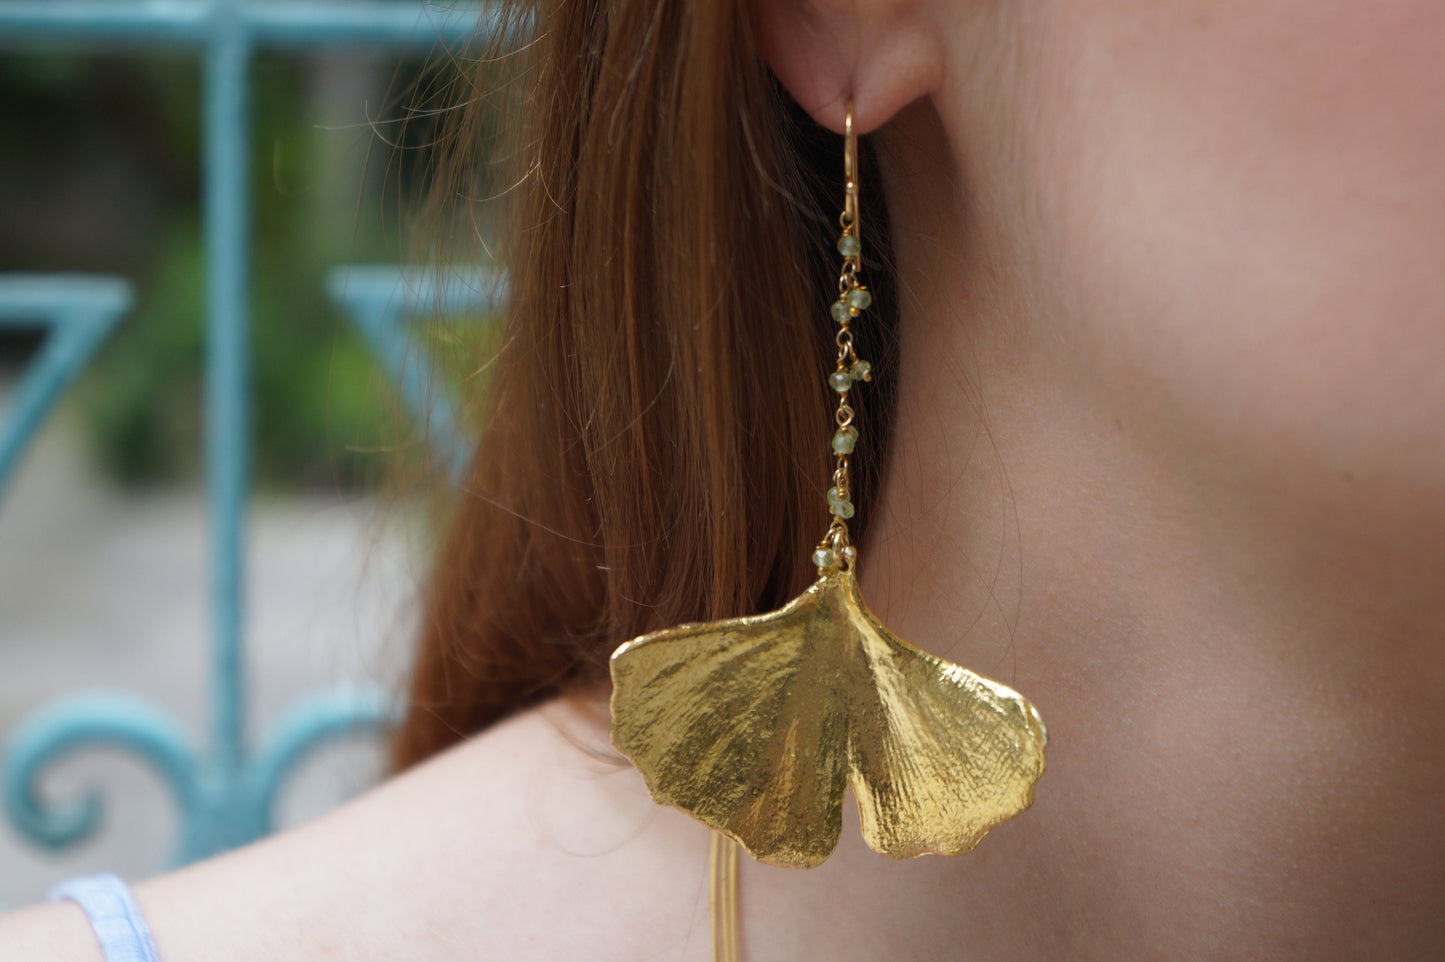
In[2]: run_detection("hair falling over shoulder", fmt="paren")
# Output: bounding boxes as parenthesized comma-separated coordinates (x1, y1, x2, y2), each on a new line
(391, 0, 898, 769)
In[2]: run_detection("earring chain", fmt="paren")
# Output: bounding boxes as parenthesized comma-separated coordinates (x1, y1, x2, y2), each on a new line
(813, 100, 873, 574)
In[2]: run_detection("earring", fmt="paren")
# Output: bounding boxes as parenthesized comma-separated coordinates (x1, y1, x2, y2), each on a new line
(609, 101, 1047, 871)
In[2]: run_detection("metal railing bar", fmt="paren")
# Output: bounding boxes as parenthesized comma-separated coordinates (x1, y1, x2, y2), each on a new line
(0, 275, 133, 496)
(327, 264, 508, 481)
(248, 2, 496, 49)
(0, 2, 209, 45)
(203, 0, 249, 785)
(0, 1, 493, 50)
(0, 275, 132, 320)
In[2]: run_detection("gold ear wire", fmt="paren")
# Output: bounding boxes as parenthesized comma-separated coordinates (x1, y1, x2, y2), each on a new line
(842, 99, 859, 240)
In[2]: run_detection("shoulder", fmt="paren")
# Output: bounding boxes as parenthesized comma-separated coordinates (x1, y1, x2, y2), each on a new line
(0, 699, 714, 962)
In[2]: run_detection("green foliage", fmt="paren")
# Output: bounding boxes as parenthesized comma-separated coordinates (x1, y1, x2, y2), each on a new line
(82, 216, 206, 484)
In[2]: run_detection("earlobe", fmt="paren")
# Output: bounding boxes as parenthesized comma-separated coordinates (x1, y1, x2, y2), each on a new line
(746, 0, 852, 129)
(746, 0, 945, 135)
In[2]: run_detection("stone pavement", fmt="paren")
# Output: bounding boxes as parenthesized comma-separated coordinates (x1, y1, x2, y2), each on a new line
(0, 413, 422, 907)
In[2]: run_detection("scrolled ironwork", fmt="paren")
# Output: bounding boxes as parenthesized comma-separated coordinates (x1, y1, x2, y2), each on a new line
(2, 694, 199, 855)
(251, 688, 400, 836)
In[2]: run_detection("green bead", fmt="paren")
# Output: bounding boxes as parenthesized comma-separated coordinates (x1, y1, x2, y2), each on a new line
(830, 301, 852, 324)
(848, 288, 872, 311)
(837, 233, 861, 257)
(832, 426, 859, 454)
(849, 360, 872, 382)
(830, 499, 855, 520)
(828, 370, 852, 393)
(812, 547, 836, 568)
(827, 486, 846, 502)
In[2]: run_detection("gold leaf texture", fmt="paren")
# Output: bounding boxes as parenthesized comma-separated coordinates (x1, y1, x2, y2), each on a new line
(609, 569, 1047, 869)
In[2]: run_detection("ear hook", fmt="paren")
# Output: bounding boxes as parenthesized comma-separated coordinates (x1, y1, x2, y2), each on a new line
(842, 99, 859, 237)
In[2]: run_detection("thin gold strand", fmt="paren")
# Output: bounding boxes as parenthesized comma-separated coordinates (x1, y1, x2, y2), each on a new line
(709, 831, 740, 962)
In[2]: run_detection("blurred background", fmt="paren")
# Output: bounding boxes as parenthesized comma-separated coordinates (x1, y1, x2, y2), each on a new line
(0, 7, 493, 905)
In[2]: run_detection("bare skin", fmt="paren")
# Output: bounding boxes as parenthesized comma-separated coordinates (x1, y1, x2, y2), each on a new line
(6, 0, 1445, 958)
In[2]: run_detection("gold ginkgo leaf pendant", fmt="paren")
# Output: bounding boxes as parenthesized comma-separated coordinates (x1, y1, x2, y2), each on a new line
(609, 568, 1048, 869)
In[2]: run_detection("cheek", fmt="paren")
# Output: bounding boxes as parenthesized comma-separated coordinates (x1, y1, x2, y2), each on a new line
(1027, 0, 1445, 513)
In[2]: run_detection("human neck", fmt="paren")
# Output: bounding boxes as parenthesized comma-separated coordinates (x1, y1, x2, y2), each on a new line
(728, 98, 1445, 959)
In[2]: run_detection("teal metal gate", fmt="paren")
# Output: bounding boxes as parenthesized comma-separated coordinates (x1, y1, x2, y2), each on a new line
(0, 1, 503, 873)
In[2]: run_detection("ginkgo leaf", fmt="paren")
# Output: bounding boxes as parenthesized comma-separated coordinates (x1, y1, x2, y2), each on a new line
(609, 568, 1047, 869)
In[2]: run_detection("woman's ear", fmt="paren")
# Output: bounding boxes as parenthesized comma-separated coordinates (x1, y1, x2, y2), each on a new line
(746, 0, 946, 134)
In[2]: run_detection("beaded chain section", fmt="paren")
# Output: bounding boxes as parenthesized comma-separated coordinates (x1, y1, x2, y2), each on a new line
(812, 104, 872, 574)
